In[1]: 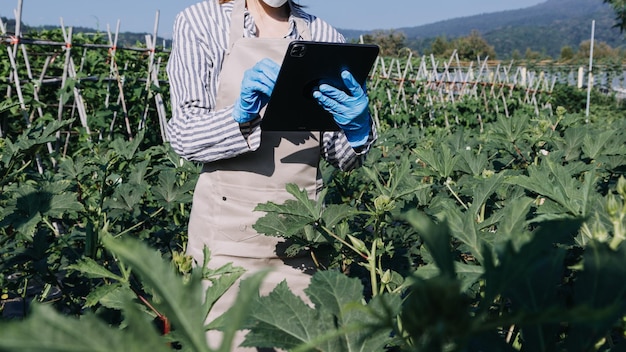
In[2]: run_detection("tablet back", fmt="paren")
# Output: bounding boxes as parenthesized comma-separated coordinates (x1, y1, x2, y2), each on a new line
(261, 41, 380, 131)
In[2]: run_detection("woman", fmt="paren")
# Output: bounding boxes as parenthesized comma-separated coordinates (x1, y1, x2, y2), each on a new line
(166, 0, 376, 349)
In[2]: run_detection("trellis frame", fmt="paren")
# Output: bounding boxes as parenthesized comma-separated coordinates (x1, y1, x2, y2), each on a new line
(1, 0, 170, 147)
(3, 0, 620, 144)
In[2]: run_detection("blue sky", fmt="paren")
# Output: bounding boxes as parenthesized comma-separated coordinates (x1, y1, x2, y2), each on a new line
(4, 0, 546, 38)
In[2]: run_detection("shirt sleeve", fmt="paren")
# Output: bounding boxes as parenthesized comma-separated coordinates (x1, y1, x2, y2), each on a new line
(322, 123, 377, 171)
(166, 9, 261, 163)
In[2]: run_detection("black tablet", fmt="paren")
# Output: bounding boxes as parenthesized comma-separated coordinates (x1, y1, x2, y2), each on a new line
(261, 41, 380, 131)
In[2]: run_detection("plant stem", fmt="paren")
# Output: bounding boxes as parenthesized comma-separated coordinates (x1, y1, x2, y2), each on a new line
(321, 225, 368, 260)
(610, 216, 624, 250)
(369, 240, 378, 297)
(446, 180, 469, 210)
(114, 207, 164, 238)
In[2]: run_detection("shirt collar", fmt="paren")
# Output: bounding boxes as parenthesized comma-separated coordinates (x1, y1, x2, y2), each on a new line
(243, 9, 302, 39)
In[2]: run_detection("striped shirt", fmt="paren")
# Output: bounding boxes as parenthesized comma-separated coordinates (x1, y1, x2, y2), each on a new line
(166, 0, 376, 171)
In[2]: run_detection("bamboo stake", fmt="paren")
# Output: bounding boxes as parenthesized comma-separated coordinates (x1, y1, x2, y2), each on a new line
(152, 57, 169, 142)
(417, 56, 427, 81)
(113, 60, 133, 140)
(0, 20, 5, 138)
(461, 61, 473, 96)
(101, 20, 132, 140)
(140, 10, 161, 131)
(56, 21, 72, 151)
(396, 50, 412, 102)
(68, 57, 91, 134)
(8, 0, 45, 174)
(7, 7, 29, 127)
(20, 45, 43, 123)
(59, 19, 91, 136)
(379, 56, 388, 78)
(586, 20, 595, 120)
(14, 0, 23, 51)
(105, 20, 121, 110)
(20, 44, 58, 166)
(140, 34, 154, 131)
(370, 56, 381, 81)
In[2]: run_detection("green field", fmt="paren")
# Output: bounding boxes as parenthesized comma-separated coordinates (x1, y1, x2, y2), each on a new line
(1, 29, 626, 351)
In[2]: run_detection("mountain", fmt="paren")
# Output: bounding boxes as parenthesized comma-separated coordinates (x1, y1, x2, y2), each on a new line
(339, 0, 625, 59)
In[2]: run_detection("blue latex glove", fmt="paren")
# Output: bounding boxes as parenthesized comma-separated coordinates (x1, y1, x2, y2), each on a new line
(313, 70, 371, 147)
(233, 58, 280, 123)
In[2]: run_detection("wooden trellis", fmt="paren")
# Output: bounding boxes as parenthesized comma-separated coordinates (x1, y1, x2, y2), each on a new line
(1, 0, 169, 146)
(367, 49, 560, 125)
(4, 0, 621, 144)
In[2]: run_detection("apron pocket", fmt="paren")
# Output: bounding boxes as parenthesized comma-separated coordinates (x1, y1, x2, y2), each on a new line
(212, 179, 290, 244)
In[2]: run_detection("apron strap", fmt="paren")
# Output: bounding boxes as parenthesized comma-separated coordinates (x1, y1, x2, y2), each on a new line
(229, 0, 246, 52)
(228, 0, 312, 52)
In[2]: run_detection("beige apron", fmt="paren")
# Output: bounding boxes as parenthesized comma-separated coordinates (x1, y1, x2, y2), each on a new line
(187, 0, 319, 349)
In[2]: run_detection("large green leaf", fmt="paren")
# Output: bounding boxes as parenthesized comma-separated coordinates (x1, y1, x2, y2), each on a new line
(102, 235, 210, 352)
(0, 181, 83, 239)
(564, 242, 626, 350)
(481, 219, 581, 308)
(126, 159, 150, 186)
(479, 220, 585, 350)
(84, 283, 135, 309)
(103, 183, 146, 217)
(65, 240, 260, 352)
(489, 113, 530, 144)
(413, 262, 483, 293)
(553, 126, 585, 161)
(0, 304, 169, 352)
(151, 169, 194, 210)
(5, 119, 72, 158)
(110, 131, 143, 161)
(496, 197, 534, 242)
(56, 156, 98, 185)
(400, 275, 471, 351)
(444, 206, 484, 264)
(254, 184, 354, 254)
(362, 157, 429, 200)
(202, 247, 247, 330)
(581, 129, 614, 160)
(244, 281, 332, 350)
(456, 148, 489, 177)
(210, 268, 271, 352)
(67, 257, 126, 281)
(468, 173, 504, 216)
(406, 210, 456, 278)
(413, 143, 459, 179)
(243, 271, 400, 351)
(508, 157, 596, 218)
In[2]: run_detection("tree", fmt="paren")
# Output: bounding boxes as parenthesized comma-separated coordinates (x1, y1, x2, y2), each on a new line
(511, 49, 522, 61)
(430, 36, 451, 57)
(453, 30, 496, 60)
(560, 46, 575, 61)
(524, 47, 543, 61)
(576, 40, 619, 62)
(361, 30, 407, 57)
(604, 0, 626, 32)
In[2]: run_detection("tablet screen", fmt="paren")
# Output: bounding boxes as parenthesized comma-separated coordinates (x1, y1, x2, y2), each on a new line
(261, 41, 380, 131)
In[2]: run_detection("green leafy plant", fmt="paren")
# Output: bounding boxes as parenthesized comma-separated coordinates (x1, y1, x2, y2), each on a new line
(0, 235, 266, 352)
(3, 26, 626, 351)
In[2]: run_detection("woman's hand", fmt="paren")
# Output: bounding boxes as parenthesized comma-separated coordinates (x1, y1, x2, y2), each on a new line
(313, 70, 371, 147)
(233, 58, 280, 123)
